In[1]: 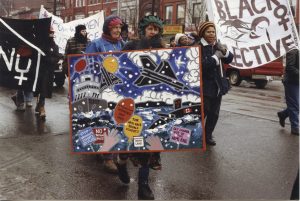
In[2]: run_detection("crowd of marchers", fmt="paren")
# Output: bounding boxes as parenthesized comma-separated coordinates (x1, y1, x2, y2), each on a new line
(9, 13, 299, 200)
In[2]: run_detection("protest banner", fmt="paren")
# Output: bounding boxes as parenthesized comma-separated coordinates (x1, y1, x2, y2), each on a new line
(206, 0, 300, 68)
(0, 17, 51, 91)
(39, 6, 104, 53)
(69, 47, 204, 153)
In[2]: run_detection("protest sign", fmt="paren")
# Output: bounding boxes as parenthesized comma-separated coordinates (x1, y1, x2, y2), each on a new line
(39, 6, 104, 53)
(0, 17, 51, 91)
(69, 47, 204, 153)
(206, 0, 300, 68)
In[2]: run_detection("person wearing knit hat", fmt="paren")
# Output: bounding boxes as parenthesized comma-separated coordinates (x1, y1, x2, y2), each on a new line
(198, 21, 234, 146)
(115, 15, 165, 200)
(85, 15, 125, 174)
(174, 33, 188, 46)
(85, 15, 123, 53)
(63, 24, 90, 76)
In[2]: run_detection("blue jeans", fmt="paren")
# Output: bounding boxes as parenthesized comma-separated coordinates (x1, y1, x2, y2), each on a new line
(16, 90, 33, 104)
(283, 82, 299, 130)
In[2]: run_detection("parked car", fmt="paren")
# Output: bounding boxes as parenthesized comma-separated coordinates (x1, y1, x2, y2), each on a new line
(54, 59, 66, 87)
(224, 58, 284, 89)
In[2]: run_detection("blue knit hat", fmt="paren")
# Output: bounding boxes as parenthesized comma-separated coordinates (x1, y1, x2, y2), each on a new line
(103, 15, 123, 35)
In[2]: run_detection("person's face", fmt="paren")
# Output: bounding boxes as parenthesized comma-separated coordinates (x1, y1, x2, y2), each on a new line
(121, 31, 128, 40)
(179, 36, 189, 46)
(187, 37, 194, 45)
(170, 39, 176, 47)
(80, 29, 87, 37)
(145, 24, 159, 39)
(109, 24, 122, 39)
(203, 26, 216, 44)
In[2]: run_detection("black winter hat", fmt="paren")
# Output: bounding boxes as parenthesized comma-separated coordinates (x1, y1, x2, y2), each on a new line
(103, 15, 123, 35)
(75, 24, 87, 34)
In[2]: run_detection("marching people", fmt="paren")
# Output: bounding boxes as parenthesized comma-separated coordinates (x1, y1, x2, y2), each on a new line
(85, 15, 125, 174)
(169, 36, 176, 47)
(277, 48, 299, 135)
(198, 21, 233, 146)
(34, 27, 61, 120)
(115, 15, 165, 200)
(121, 21, 129, 43)
(11, 44, 34, 111)
(174, 33, 189, 47)
(63, 24, 91, 76)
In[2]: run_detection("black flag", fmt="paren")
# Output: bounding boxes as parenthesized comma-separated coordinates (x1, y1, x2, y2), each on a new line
(0, 17, 51, 91)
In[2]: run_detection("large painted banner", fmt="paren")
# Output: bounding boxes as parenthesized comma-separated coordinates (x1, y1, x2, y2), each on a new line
(69, 47, 204, 153)
(0, 17, 51, 91)
(207, 0, 300, 68)
(39, 6, 104, 53)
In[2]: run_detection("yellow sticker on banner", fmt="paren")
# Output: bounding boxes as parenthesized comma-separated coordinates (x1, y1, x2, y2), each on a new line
(124, 115, 143, 142)
(103, 56, 119, 73)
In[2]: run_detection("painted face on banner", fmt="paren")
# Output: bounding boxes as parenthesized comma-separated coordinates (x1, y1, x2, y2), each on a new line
(203, 26, 216, 45)
(145, 24, 159, 39)
(110, 25, 122, 39)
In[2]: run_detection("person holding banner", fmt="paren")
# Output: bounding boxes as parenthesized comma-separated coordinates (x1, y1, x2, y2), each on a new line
(85, 15, 125, 174)
(115, 15, 165, 200)
(277, 48, 299, 135)
(63, 25, 90, 76)
(34, 27, 61, 119)
(198, 21, 233, 146)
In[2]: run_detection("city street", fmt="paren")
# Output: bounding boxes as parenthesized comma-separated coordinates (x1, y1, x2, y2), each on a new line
(0, 80, 298, 200)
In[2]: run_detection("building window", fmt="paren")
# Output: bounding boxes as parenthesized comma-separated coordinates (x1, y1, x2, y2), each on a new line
(120, 9, 127, 22)
(75, 0, 85, 7)
(193, 3, 202, 24)
(176, 4, 185, 24)
(89, 0, 100, 5)
(75, 14, 85, 19)
(111, 9, 117, 15)
(165, 5, 173, 25)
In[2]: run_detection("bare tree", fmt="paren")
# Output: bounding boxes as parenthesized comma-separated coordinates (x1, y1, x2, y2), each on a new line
(119, 0, 138, 36)
(185, 0, 206, 33)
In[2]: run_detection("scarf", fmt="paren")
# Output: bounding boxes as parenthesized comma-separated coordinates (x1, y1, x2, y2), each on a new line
(102, 33, 122, 43)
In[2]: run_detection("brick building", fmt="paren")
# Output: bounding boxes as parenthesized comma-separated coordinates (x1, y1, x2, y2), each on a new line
(3, 0, 207, 33)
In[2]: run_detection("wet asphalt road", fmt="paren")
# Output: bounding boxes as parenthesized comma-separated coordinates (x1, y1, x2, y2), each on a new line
(0, 80, 298, 200)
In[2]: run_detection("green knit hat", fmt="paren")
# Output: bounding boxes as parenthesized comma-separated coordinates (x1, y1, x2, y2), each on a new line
(138, 15, 164, 36)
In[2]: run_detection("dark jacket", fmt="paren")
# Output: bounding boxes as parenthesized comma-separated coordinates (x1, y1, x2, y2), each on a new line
(36, 38, 60, 98)
(123, 35, 164, 51)
(284, 49, 299, 85)
(63, 36, 90, 74)
(200, 39, 233, 97)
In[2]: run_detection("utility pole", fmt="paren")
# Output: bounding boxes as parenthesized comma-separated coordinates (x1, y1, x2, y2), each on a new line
(151, 0, 155, 15)
(53, 0, 57, 15)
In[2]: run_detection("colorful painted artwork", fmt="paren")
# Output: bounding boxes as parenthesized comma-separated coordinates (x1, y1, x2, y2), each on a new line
(69, 47, 204, 153)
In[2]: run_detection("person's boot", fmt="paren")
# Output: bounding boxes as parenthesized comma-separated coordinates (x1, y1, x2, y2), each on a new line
(39, 106, 46, 120)
(35, 104, 41, 114)
(206, 138, 216, 146)
(291, 128, 299, 135)
(138, 183, 154, 200)
(277, 111, 287, 127)
(116, 162, 130, 184)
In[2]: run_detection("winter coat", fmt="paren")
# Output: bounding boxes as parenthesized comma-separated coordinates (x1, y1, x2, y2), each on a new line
(63, 37, 90, 75)
(85, 37, 123, 53)
(122, 35, 165, 51)
(284, 49, 299, 85)
(199, 38, 233, 97)
(35, 39, 60, 98)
